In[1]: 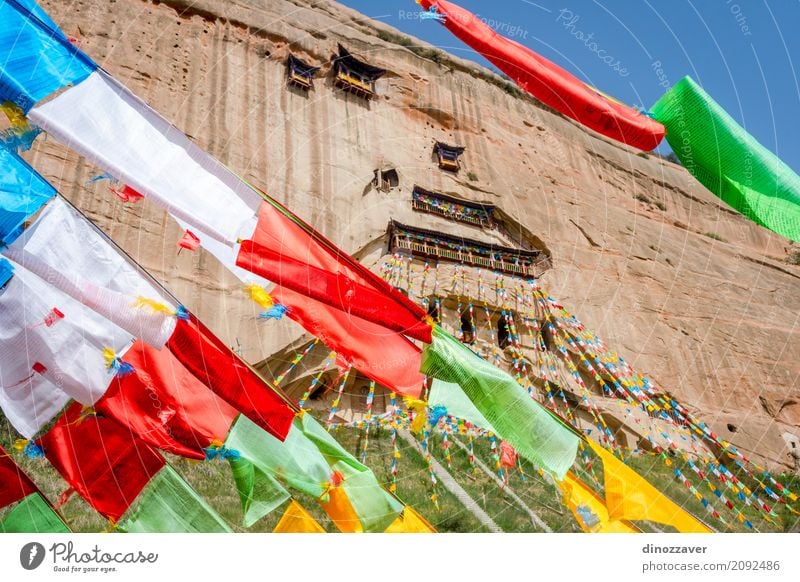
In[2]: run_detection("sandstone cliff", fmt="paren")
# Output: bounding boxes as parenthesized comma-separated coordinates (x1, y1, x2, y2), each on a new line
(22, 0, 800, 470)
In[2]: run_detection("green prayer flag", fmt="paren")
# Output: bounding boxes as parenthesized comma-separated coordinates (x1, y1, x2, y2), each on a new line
(0, 493, 70, 533)
(421, 325, 579, 479)
(225, 414, 402, 532)
(118, 465, 232, 533)
(228, 456, 291, 527)
(225, 414, 331, 500)
(651, 76, 800, 242)
(429, 378, 496, 431)
(333, 462, 403, 533)
(298, 413, 369, 473)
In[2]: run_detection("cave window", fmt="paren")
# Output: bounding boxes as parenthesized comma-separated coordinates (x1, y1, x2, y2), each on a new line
(434, 142, 465, 172)
(374, 168, 399, 192)
(309, 375, 331, 401)
(426, 297, 441, 323)
(357, 385, 372, 411)
(286, 54, 319, 91)
(333, 44, 385, 99)
(541, 324, 554, 352)
(460, 310, 475, 344)
(497, 315, 511, 349)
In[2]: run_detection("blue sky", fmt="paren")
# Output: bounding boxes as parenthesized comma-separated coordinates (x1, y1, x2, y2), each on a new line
(338, 0, 800, 171)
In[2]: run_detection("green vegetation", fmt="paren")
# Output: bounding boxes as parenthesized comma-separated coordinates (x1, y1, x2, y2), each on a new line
(703, 231, 727, 242)
(787, 252, 800, 266)
(3, 412, 796, 533)
(467, 171, 479, 182)
(376, 29, 447, 65)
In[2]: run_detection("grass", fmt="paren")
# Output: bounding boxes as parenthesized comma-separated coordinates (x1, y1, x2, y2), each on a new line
(787, 252, 800, 266)
(330, 425, 489, 532)
(467, 171, 479, 182)
(3, 412, 796, 533)
(424, 432, 579, 532)
(703, 232, 727, 242)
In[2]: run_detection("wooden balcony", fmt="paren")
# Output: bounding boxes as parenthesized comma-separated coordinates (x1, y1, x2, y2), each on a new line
(393, 236, 543, 277)
(288, 70, 313, 90)
(335, 71, 375, 99)
(411, 197, 493, 228)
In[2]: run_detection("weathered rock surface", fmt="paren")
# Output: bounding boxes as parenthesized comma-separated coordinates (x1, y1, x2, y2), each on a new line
(21, 0, 799, 469)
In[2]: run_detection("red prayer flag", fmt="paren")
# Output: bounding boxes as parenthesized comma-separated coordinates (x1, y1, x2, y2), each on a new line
(167, 315, 296, 440)
(177, 230, 201, 251)
(38, 403, 166, 522)
(237, 200, 431, 344)
(109, 185, 144, 203)
(96, 340, 239, 460)
(418, 0, 665, 151)
(499, 440, 518, 469)
(272, 287, 425, 398)
(0, 445, 38, 509)
(237, 239, 433, 343)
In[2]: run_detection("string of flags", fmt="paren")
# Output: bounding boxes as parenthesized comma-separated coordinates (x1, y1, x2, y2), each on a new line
(416, 0, 800, 242)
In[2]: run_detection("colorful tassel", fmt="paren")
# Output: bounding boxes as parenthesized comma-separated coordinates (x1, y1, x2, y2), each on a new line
(420, 6, 447, 22)
(109, 185, 144, 203)
(85, 172, 114, 185)
(203, 440, 241, 461)
(102, 348, 135, 377)
(244, 284, 274, 309)
(0, 101, 41, 152)
(132, 297, 174, 315)
(177, 230, 201, 252)
(13, 439, 45, 459)
(132, 297, 189, 321)
(43, 307, 65, 327)
(259, 304, 289, 320)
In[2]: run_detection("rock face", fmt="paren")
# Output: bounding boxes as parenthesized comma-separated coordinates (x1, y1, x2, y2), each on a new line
(22, 0, 799, 470)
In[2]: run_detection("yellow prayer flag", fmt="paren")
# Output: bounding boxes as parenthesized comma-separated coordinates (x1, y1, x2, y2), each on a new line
(588, 441, 711, 533)
(384, 507, 437, 533)
(559, 472, 640, 533)
(273, 500, 325, 533)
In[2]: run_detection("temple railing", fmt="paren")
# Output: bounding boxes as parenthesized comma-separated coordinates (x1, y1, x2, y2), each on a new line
(288, 70, 312, 89)
(335, 71, 375, 96)
(393, 236, 547, 277)
(411, 198, 493, 228)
